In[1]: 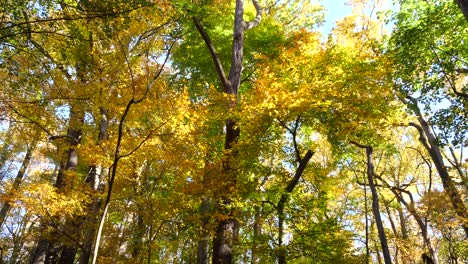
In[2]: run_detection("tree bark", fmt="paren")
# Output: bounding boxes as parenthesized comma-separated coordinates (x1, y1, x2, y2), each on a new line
(251, 206, 262, 264)
(406, 97, 468, 237)
(457, 0, 468, 22)
(0, 128, 13, 180)
(364, 178, 370, 264)
(197, 198, 212, 264)
(366, 146, 392, 264)
(79, 107, 108, 264)
(78, 164, 104, 264)
(351, 143, 393, 264)
(276, 150, 313, 264)
(29, 104, 84, 264)
(377, 176, 437, 263)
(383, 202, 399, 264)
(194, 1, 262, 263)
(0, 141, 35, 229)
(56, 104, 85, 264)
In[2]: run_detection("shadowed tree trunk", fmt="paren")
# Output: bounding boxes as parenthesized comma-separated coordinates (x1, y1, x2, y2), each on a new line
(365, 146, 392, 264)
(376, 174, 437, 263)
(0, 128, 14, 180)
(197, 198, 212, 264)
(274, 118, 313, 264)
(251, 206, 262, 264)
(79, 107, 108, 264)
(383, 202, 399, 264)
(457, 0, 468, 21)
(276, 150, 313, 264)
(29, 103, 84, 264)
(193, 1, 262, 263)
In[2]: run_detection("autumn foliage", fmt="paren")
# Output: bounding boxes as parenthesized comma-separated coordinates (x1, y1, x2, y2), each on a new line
(0, 0, 467, 263)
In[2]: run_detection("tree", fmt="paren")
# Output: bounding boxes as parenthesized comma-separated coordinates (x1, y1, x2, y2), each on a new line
(351, 143, 392, 264)
(1, 0, 468, 263)
(388, 0, 468, 237)
(191, 1, 262, 263)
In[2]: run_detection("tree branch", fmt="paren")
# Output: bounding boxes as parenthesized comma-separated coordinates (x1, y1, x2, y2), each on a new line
(244, 0, 263, 30)
(192, 16, 230, 92)
(350, 140, 368, 149)
(285, 150, 314, 193)
(428, 45, 468, 99)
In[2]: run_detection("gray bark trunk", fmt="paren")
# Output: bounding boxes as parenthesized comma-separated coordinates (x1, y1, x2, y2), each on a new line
(0, 142, 35, 229)
(407, 98, 468, 237)
(79, 107, 108, 264)
(365, 146, 392, 264)
(251, 207, 261, 264)
(56, 105, 85, 264)
(29, 105, 84, 264)
(382, 182, 436, 263)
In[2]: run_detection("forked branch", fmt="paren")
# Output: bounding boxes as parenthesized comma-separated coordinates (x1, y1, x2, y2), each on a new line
(244, 0, 263, 30)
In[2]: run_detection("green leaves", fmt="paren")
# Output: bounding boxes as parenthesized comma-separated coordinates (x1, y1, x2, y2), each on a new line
(1, 0, 467, 263)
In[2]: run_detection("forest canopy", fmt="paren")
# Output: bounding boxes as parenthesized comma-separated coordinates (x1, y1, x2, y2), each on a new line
(0, 0, 467, 263)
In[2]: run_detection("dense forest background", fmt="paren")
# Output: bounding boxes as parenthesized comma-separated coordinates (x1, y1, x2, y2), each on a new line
(0, 0, 467, 263)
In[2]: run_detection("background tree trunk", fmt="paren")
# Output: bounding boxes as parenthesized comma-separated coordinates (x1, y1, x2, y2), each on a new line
(275, 150, 313, 264)
(197, 198, 212, 264)
(29, 104, 84, 264)
(407, 97, 468, 237)
(0, 141, 35, 229)
(365, 146, 392, 264)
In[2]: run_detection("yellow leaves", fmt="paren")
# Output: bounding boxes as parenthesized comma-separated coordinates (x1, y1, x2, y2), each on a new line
(333, 0, 387, 47)
(18, 182, 89, 218)
(243, 13, 404, 148)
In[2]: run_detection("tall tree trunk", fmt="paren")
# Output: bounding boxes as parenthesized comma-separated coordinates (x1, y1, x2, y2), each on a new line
(78, 165, 104, 264)
(79, 107, 108, 264)
(367, 146, 392, 264)
(131, 213, 145, 262)
(29, 105, 84, 264)
(197, 198, 212, 264)
(352, 142, 392, 264)
(384, 202, 399, 264)
(397, 205, 408, 240)
(378, 177, 437, 263)
(0, 141, 35, 229)
(276, 150, 313, 264)
(396, 205, 410, 264)
(194, 1, 262, 263)
(406, 97, 468, 237)
(358, 145, 392, 264)
(251, 206, 262, 264)
(211, 0, 245, 260)
(277, 206, 286, 264)
(364, 179, 370, 264)
(0, 127, 13, 179)
(56, 104, 85, 264)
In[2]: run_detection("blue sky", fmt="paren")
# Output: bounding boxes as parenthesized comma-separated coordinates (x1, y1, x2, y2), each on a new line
(322, 0, 353, 33)
(320, 0, 398, 34)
